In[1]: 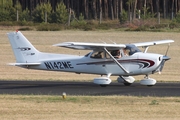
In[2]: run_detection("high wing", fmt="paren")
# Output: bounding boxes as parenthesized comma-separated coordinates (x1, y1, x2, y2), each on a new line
(54, 42, 129, 73)
(53, 40, 174, 50)
(53, 42, 126, 50)
(132, 40, 174, 47)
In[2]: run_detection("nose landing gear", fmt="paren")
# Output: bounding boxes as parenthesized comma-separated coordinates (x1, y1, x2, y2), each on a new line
(140, 75, 156, 86)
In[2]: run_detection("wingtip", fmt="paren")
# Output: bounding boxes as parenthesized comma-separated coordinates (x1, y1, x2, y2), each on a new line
(7, 63, 16, 66)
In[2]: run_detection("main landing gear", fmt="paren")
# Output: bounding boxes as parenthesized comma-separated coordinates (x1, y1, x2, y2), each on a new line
(93, 74, 112, 87)
(117, 76, 135, 86)
(93, 74, 156, 87)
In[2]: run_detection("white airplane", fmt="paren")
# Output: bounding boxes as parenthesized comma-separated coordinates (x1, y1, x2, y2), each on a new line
(7, 31, 174, 87)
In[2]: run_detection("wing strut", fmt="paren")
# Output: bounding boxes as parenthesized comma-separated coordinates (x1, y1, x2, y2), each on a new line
(143, 46, 149, 53)
(103, 48, 129, 74)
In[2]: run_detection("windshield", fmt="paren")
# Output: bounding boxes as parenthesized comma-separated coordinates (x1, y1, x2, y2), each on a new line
(85, 52, 91, 57)
(125, 44, 142, 55)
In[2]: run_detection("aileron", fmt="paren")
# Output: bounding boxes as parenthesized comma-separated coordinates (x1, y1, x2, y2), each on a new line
(133, 40, 174, 47)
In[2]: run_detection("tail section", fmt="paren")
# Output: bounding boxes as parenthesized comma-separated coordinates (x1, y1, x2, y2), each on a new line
(7, 31, 40, 64)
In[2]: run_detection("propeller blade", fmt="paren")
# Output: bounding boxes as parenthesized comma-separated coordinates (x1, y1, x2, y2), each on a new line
(165, 43, 170, 56)
(159, 56, 170, 72)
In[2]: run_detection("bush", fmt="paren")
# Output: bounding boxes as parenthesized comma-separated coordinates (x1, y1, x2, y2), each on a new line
(32, 2, 52, 23)
(50, 2, 68, 24)
(36, 23, 64, 31)
(153, 24, 168, 29)
(175, 12, 180, 23)
(119, 9, 128, 24)
(83, 24, 94, 31)
(69, 14, 95, 31)
(125, 25, 147, 31)
(19, 8, 31, 22)
(169, 22, 177, 29)
(0, 0, 16, 21)
(68, 21, 94, 31)
(0, 21, 13, 26)
(96, 23, 110, 30)
(18, 27, 33, 31)
(18, 21, 34, 26)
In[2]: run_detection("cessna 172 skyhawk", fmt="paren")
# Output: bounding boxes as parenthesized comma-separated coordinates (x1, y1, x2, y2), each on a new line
(7, 31, 174, 86)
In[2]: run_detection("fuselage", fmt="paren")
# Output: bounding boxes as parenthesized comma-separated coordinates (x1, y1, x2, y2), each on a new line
(27, 51, 163, 76)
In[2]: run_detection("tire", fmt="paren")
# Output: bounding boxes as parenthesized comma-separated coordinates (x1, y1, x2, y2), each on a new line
(124, 83, 132, 86)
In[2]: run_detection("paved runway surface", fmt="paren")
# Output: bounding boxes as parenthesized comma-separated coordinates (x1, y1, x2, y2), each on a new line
(0, 81, 180, 96)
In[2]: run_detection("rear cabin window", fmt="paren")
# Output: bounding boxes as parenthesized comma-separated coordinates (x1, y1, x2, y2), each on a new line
(90, 51, 104, 59)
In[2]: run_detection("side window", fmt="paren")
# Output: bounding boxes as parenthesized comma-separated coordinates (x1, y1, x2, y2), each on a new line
(106, 49, 130, 59)
(91, 51, 104, 59)
(105, 52, 111, 59)
(111, 50, 121, 58)
(123, 48, 130, 56)
(106, 50, 121, 59)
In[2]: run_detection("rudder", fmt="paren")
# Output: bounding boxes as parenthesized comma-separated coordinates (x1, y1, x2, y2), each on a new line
(7, 31, 39, 63)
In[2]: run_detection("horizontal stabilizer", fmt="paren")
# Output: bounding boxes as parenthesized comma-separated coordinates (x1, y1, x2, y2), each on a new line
(8, 63, 41, 66)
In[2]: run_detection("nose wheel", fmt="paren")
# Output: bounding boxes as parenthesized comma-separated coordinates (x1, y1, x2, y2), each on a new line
(140, 75, 157, 86)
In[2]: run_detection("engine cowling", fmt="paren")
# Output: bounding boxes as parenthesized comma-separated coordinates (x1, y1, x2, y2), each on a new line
(93, 77, 111, 85)
(140, 78, 156, 86)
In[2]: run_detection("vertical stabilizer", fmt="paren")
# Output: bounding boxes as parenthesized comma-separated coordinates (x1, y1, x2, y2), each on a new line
(7, 31, 39, 63)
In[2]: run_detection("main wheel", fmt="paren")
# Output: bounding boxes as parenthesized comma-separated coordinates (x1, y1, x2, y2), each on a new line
(100, 85, 107, 87)
(124, 83, 132, 86)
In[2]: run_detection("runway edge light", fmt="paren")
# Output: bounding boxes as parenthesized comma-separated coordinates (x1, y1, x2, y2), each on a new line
(62, 92, 66, 99)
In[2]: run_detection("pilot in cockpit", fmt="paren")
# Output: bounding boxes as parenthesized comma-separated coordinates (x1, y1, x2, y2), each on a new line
(123, 48, 129, 56)
(111, 48, 129, 58)
(94, 51, 102, 58)
(111, 50, 121, 58)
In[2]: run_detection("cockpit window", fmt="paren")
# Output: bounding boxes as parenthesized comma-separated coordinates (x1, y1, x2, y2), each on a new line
(125, 44, 142, 55)
(85, 52, 91, 57)
(122, 48, 130, 56)
(89, 45, 141, 59)
(90, 51, 104, 59)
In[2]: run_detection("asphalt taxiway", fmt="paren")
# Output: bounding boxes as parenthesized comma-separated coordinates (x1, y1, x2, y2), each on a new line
(0, 81, 180, 96)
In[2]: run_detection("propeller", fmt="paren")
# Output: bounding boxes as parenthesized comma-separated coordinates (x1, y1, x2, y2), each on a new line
(154, 43, 171, 74)
(159, 43, 171, 73)
(165, 43, 170, 56)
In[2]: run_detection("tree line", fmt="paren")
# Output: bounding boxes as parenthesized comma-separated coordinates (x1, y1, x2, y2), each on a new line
(1, 0, 180, 23)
